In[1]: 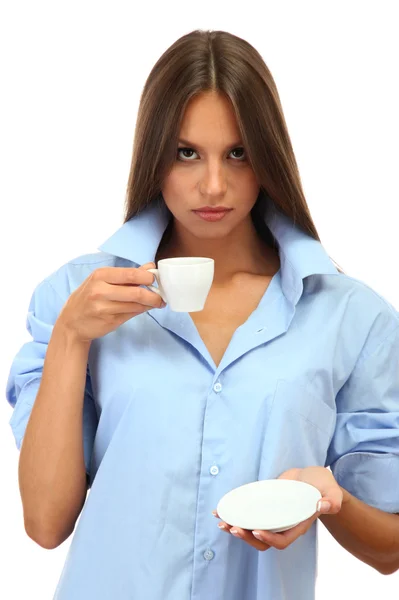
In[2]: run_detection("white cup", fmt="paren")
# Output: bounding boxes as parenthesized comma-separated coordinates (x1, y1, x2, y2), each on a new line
(147, 257, 214, 312)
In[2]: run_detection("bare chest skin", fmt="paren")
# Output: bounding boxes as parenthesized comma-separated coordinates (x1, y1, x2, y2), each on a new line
(189, 273, 276, 367)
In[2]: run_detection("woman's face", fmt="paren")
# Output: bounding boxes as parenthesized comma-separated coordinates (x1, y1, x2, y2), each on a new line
(161, 91, 260, 241)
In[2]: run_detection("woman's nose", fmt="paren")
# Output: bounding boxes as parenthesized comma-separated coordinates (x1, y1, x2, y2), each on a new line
(200, 162, 228, 195)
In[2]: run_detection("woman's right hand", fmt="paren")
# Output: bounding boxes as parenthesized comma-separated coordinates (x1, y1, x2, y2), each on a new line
(55, 262, 165, 344)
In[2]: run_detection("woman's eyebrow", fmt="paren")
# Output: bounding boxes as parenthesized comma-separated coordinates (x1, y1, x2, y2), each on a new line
(177, 138, 243, 150)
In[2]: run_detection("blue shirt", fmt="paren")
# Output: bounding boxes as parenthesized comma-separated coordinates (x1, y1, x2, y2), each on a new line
(6, 197, 399, 600)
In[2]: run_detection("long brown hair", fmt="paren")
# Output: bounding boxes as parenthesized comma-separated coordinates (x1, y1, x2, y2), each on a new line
(123, 29, 344, 273)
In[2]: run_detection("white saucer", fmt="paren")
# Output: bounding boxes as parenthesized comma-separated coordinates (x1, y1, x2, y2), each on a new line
(216, 479, 322, 533)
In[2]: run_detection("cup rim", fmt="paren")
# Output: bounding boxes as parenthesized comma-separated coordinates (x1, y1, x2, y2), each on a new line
(157, 257, 214, 266)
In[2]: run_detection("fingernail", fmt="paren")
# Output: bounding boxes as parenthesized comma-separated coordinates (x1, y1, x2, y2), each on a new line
(230, 529, 241, 537)
(252, 531, 263, 540)
(218, 523, 227, 530)
(161, 301, 167, 308)
(317, 500, 331, 512)
(212, 510, 217, 517)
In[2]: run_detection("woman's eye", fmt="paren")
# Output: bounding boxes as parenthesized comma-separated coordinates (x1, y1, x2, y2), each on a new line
(177, 148, 198, 160)
(176, 147, 246, 161)
(230, 147, 246, 160)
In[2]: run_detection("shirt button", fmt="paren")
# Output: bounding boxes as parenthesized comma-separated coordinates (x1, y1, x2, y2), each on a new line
(213, 382, 222, 393)
(210, 465, 219, 476)
(203, 549, 215, 561)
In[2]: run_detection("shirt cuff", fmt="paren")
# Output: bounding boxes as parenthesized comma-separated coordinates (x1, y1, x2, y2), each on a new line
(331, 451, 399, 513)
(9, 377, 41, 449)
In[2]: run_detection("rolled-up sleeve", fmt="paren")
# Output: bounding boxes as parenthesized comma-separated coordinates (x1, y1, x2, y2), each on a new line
(326, 309, 399, 513)
(5, 278, 98, 488)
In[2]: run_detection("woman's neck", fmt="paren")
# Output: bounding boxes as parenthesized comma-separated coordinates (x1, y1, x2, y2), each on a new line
(155, 216, 280, 285)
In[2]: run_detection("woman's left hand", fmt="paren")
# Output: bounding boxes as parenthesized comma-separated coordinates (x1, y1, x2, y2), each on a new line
(213, 466, 343, 552)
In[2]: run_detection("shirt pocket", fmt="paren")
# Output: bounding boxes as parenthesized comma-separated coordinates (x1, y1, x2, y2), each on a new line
(260, 379, 337, 475)
(272, 379, 336, 437)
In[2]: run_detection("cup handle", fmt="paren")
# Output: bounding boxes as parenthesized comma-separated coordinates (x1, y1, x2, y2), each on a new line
(146, 268, 166, 302)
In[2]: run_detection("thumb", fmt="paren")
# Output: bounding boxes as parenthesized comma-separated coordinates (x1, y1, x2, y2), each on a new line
(317, 487, 343, 514)
(139, 262, 156, 270)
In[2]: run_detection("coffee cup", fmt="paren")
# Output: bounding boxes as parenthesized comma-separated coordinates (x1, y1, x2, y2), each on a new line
(147, 257, 214, 312)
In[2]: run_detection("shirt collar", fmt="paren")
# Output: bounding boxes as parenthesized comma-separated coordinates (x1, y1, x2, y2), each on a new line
(97, 194, 338, 306)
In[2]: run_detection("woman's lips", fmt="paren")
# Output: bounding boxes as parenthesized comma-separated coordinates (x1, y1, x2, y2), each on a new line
(192, 209, 233, 222)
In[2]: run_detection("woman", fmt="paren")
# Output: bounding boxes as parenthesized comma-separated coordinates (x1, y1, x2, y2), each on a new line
(6, 29, 399, 600)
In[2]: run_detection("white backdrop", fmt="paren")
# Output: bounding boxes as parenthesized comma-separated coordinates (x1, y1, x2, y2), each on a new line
(1, 1, 398, 598)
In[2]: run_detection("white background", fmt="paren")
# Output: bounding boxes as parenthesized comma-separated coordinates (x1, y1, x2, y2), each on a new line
(1, 1, 398, 598)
